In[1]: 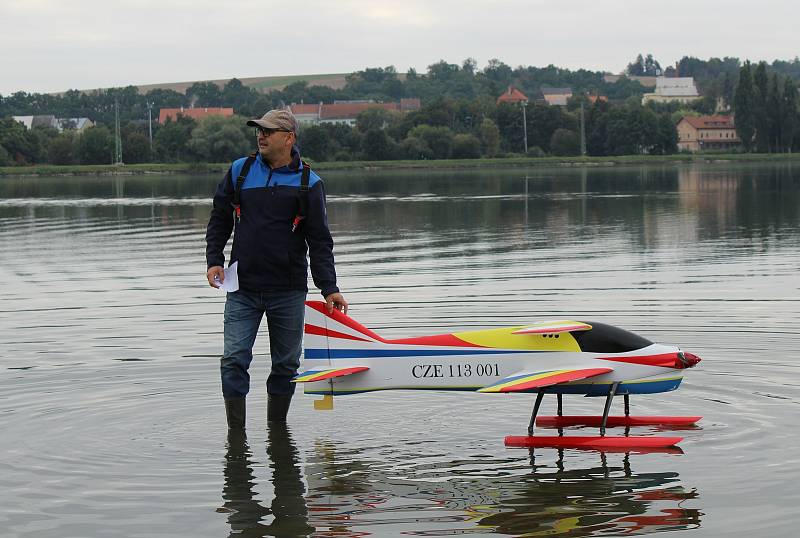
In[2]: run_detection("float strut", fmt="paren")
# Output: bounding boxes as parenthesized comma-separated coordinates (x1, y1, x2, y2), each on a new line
(528, 391, 546, 436)
(557, 394, 563, 417)
(624, 393, 630, 417)
(600, 382, 620, 437)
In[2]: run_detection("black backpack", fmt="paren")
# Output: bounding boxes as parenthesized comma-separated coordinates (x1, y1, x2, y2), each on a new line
(230, 153, 311, 232)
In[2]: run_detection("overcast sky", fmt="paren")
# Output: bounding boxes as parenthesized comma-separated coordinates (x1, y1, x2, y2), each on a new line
(1, 0, 796, 95)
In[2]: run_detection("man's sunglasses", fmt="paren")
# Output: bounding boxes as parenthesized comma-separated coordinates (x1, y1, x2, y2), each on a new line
(255, 127, 291, 137)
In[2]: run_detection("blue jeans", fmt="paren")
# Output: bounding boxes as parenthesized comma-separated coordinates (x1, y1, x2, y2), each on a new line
(220, 289, 306, 399)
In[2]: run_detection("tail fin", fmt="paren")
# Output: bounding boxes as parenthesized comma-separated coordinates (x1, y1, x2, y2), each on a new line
(301, 302, 377, 402)
(304, 301, 387, 360)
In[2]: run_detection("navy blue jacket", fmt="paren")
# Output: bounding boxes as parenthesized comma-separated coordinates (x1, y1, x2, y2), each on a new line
(205, 150, 339, 296)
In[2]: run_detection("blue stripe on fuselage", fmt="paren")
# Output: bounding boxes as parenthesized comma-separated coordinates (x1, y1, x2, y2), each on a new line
(537, 378, 682, 395)
(303, 378, 682, 396)
(303, 348, 537, 359)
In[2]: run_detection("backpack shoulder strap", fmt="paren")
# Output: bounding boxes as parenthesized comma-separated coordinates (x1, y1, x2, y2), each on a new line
(292, 161, 312, 232)
(300, 160, 311, 191)
(232, 152, 257, 220)
(299, 160, 311, 210)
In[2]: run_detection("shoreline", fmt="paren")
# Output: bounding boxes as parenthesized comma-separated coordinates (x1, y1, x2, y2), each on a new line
(2, 152, 799, 177)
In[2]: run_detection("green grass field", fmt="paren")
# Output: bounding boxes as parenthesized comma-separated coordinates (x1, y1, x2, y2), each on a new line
(244, 73, 349, 92)
(120, 73, 349, 96)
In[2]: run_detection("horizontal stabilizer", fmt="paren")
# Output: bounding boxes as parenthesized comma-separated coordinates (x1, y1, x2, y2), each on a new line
(512, 320, 592, 334)
(293, 366, 369, 383)
(478, 367, 613, 393)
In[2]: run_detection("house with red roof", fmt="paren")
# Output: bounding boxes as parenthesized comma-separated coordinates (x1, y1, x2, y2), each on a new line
(399, 98, 421, 112)
(158, 107, 234, 124)
(496, 86, 528, 105)
(677, 115, 740, 152)
(289, 103, 323, 125)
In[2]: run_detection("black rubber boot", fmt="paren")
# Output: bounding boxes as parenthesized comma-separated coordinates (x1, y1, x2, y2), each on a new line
(224, 398, 246, 430)
(267, 394, 293, 423)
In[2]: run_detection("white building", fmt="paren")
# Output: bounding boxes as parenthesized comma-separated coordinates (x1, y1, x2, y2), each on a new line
(642, 77, 701, 105)
(58, 118, 95, 132)
(12, 115, 59, 130)
(13, 115, 94, 132)
(540, 87, 573, 106)
(288, 99, 421, 127)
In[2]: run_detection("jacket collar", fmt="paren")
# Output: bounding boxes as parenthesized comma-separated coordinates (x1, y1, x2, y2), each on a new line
(257, 146, 302, 172)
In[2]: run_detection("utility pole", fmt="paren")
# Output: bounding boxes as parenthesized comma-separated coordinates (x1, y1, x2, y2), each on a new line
(146, 101, 154, 153)
(521, 100, 528, 154)
(580, 101, 587, 156)
(114, 98, 123, 165)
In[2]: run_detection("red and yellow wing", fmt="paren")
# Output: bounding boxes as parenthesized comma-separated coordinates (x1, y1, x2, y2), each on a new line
(293, 366, 369, 383)
(477, 367, 613, 393)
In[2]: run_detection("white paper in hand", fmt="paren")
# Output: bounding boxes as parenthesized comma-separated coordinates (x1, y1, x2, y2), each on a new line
(213, 261, 239, 292)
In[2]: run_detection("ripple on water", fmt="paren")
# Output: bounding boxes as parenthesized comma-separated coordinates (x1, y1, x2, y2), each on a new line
(2, 167, 800, 536)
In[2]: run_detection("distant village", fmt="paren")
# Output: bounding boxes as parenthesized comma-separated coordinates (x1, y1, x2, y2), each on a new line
(10, 75, 739, 154)
(494, 75, 740, 153)
(2, 55, 797, 166)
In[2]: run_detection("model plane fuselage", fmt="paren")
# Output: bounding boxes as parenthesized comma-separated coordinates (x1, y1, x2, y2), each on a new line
(297, 301, 701, 397)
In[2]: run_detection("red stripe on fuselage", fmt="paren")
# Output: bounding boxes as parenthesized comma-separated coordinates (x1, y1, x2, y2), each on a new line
(304, 323, 371, 342)
(599, 353, 682, 368)
(386, 334, 484, 347)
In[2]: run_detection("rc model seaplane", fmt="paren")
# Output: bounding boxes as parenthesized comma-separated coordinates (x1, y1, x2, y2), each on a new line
(294, 302, 702, 449)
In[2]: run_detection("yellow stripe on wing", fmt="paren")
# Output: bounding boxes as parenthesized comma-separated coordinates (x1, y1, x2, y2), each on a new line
(478, 370, 574, 393)
(293, 366, 369, 383)
(478, 367, 613, 393)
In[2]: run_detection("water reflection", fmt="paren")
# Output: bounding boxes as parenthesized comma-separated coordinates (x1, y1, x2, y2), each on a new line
(219, 426, 313, 537)
(2, 165, 798, 249)
(1, 164, 795, 536)
(303, 442, 702, 536)
(481, 450, 701, 536)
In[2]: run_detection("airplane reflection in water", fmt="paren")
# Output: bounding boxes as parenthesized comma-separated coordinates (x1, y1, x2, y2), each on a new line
(474, 450, 701, 537)
(218, 427, 702, 537)
(304, 442, 702, 537)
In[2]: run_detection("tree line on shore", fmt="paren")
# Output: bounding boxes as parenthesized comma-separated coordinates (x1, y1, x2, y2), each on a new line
(1, 56, 799, 167)
(733, 62, 799, 152)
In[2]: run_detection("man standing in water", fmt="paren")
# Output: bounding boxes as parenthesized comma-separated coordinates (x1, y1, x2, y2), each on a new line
(205, 109, 347, 430)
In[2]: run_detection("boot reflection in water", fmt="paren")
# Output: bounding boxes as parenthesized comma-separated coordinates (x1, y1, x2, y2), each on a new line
(218, 430, 270, 535)
(218, 426, 312, 537)
(265, 423, 313, 536)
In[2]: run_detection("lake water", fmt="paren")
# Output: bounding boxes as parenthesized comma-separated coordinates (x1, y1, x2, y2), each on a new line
(1, 162, 799, 537)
